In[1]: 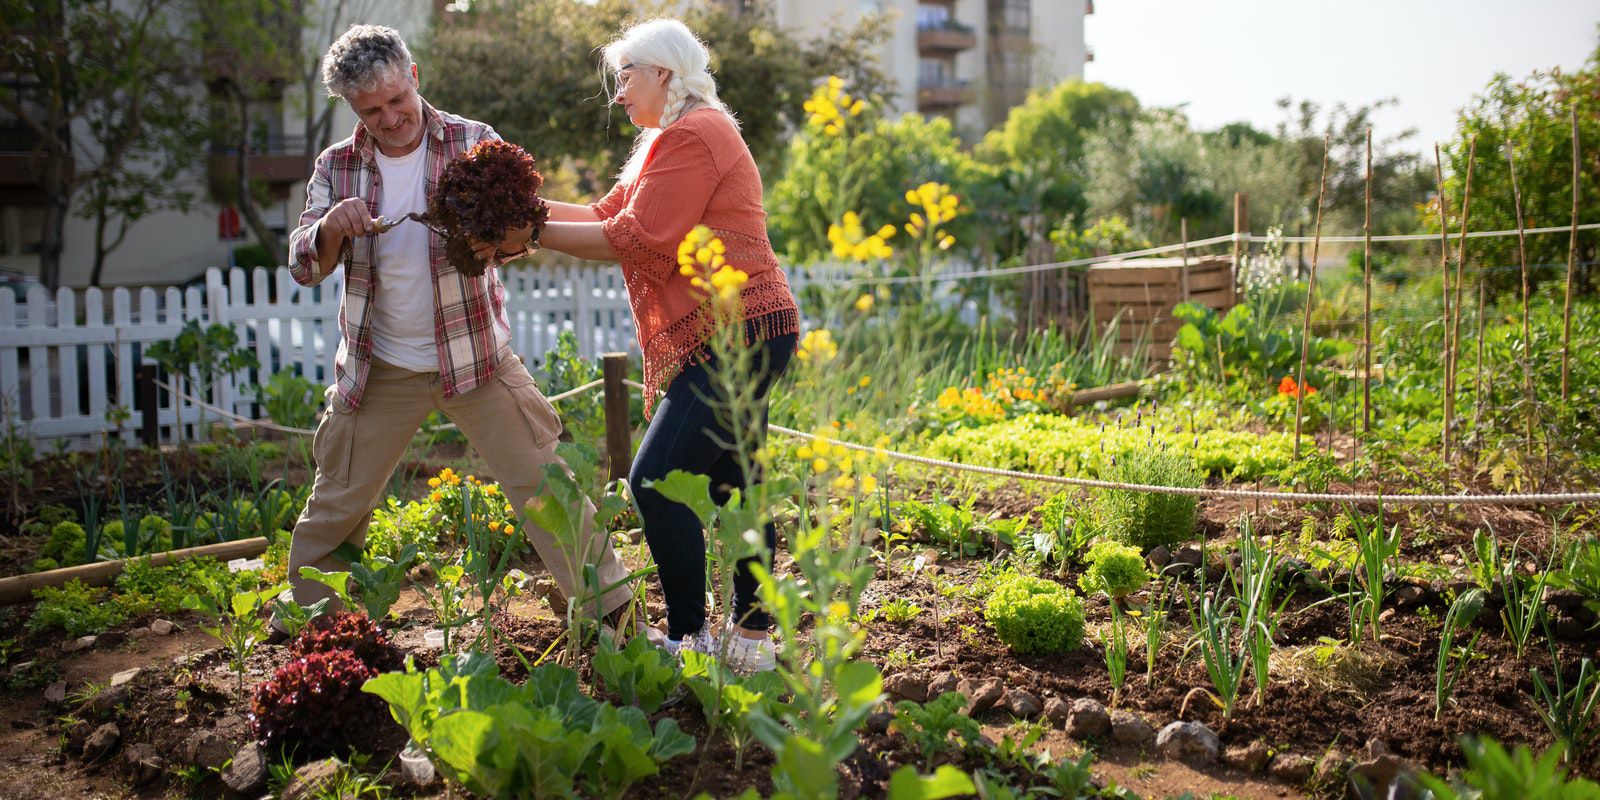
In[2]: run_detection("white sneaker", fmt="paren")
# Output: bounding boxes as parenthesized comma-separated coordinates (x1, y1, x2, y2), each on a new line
(655, 626, 717, 660)
(720, 627, 777, 674)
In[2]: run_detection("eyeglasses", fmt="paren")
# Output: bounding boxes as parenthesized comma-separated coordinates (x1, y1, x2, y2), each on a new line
(616, 63, 659, 88)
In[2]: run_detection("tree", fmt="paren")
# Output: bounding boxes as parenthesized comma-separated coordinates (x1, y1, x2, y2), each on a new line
(973, 79, 1139, 260)
(0, 0, 205, 288)
(1437, 33, 1600, 295)
(418, 0, 891, 178)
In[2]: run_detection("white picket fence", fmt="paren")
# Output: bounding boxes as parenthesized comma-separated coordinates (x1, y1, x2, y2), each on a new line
(0, 261, 995, 447)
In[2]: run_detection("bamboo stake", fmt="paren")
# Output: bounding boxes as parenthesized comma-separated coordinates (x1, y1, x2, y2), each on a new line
(1433, 144, 1452, 464)
(1562, 105, 1579, 401)
(1362, 128, 1373, 442)
(1471, 272, 1488, 461)
(1504, 140, 1538, 450)
(1294, 134, 1330, 461)
(1448, 137, 1477, 466)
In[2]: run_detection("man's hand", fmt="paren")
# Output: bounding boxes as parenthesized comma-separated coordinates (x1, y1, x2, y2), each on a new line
(317, 197, 376, 253)
(470, 223, 535, 264)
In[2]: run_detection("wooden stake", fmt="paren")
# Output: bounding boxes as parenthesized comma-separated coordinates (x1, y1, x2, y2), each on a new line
(1362, 128, 1373, 439)
(1294, 134, 1330, 461)
(1471, 272, 1488, 462)
(1448, 136, 1476, 467)
(1504, 140, 1538, 449)
(1232, 192, 1249, 307)
(1563, 105, 1580, 401)
(1180, 217, 1191, 300)
(603, 353, 633, 481)
(1433, 144, 1452, 464)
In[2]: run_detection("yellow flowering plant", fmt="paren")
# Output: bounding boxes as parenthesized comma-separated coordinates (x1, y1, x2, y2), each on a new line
(678, 225, 749, 310)
(424, 467, 524, 562)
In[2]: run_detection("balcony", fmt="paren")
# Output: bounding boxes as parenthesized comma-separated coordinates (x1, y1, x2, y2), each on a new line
(0, 126, 64, 205)
(918, 19, 978, 54)
(209, 135, 311, 200)
(917, 78, 975, 111)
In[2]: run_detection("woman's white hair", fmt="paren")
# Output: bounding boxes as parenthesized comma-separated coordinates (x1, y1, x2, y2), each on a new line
(602, 18, 736, 185)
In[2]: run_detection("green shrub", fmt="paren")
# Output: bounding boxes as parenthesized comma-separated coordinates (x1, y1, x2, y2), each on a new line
(1078, 541, 1150, 600)
(27, 580, 141, 636)
(1028, 492, 1099, 566)
(38, 521, 87, 566)
(983, 574, 1085, 655)
(115, 556, 246, 615)
(1096, 447, 1200, 550)
(366, 497, 440, 561)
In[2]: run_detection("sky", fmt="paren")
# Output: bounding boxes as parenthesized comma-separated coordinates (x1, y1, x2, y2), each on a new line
(1083, 0, 1598, 153)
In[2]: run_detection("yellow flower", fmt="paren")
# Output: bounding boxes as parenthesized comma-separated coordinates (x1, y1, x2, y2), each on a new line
(813, 458, 830, 473)
(797, 445, 814, 460)
(709, 264, 749, 301)
(484, 485, 499, 496)
(427, 477, 442, 488)
(797, 329, 838, 363)
(488, 521, 501, 533)
(861, 474, 879, 494)
(855, 294, 874, 313)
(859, 375, 872, 388)
(429, 491, 443, 503)
(504, 503, 514, 515)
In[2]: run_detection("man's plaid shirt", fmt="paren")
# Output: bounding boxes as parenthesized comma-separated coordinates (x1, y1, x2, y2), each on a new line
(289, 102, 529, 412)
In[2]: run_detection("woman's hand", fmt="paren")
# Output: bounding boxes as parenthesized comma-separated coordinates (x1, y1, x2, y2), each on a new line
(470, 223, 535, 263)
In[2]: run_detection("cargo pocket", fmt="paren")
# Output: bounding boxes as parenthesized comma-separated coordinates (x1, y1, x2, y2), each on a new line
(312, 401, 357, 488)
(496, 362, 562, 450)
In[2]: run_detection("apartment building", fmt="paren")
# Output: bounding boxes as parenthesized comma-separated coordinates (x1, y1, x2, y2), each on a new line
(756, 0, 1090, 136)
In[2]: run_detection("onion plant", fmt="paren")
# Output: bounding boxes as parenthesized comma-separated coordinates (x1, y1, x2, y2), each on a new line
(1435, 588, 1485, 720)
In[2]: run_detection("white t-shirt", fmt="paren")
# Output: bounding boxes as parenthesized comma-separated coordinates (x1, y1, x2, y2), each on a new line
(370, 144, 439, 372)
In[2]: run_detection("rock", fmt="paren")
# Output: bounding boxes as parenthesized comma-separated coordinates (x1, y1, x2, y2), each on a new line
(1066, 698, 1111, 740)
(82, 722, 120, 762)
(109, 668, 140, 688)
(150, 619, 176, 635)
(283, 759, 342, 800)
(1553, 612, 1590, 640)
(1204, 561, 1227, 584)
(186, 731, 232, 771)
(84, 684, 128, 716)
(44, 682, 66, 705)
(929, 672, 961, 698)
(1224, 740, 1272, 772)
(62, 635, 96, 653)
(1043, 697, 1071, 727)
(1394, 583, 1428, 608)
(8, 660, 34, 676)
(221, 744, 268, 798)
(122, 743, 164, 786)
(1156, 721, 1220, 766)
(1379, 608, 1398, 623)
(866, 710, 894, 735)
(1174, 544, 1204, 568)
(1348, 753, 1412, 796)
(1005, 689, 1042, 718)
(1315, 748, 1349, 782)
(61, 718, 90, 752)
(1147, 546, 1172, 569)
(883, 672, 929, 703)
(965, 678, 1004, 714)
(1109, 709, 1155, 748)
(1361, 738, 1391, 760)
(1269, 753, 1316, 783)
(127, 627, 151, 640)
(1440, 552, 1460, 566)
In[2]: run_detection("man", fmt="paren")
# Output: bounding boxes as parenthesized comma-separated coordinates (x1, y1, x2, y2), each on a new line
(281, 24, 631, 631)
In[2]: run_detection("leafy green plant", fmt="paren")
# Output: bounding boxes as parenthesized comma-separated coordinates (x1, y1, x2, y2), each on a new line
(269, 594, 330, 639)
(364, 654, 695, 799)
(1418, 737, 1600, 799)
(895, 498, 984, 558)
(413, 556, 471, 652)
(183, 579, 288, 691)
(1530, 622, 1600, 765)
(1096, 446, 1201, 550)
(144, 318, 259, 443)
(1348, 511, 1401, 645)
(365, 497, 441, 562)
(1078, 540, 1150, 601)
(252, 370, 319, 430)
(1028, 492, 1097, 571)
(983, 573, 1086, 656)
(1171, 299, 1344, 387)
(250, 648, 385, 756)
(1186, 587, 1249, 718)
(885, 765, 978, 800)
(347, 543, 418, 622)
(893, 691, 982, 770)
(1435, 588, 1486, 720)
(1138, 578, 1173, 688)
(1101, 605, 1130, 706)
(681, 651, 786, 770)
(27, 579, 140, 636)
(593, 634, 684, 714)
(876, 597, 925, 624)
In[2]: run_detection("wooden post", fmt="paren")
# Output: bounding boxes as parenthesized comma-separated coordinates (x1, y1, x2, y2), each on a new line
(1179, 218, 1190, 300)
(1362, 129, 1373, 439)
(1505, 140, 1538, 448)
(137, 363, 159, 448)
(1563, 105, 1580, 401)
(1295, 134, 1330, 461)
(602, 353, 633, 482)
(1433, 144, 1452, 464)
(1448, 136, 1477, 465)
(1231, 193, 1249, 305)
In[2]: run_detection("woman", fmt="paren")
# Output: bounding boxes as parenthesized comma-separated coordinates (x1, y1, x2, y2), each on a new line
(484, 18, 798, 672)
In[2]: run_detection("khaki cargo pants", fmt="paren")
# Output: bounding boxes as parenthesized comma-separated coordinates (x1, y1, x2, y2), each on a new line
(286, 351, 632, 617)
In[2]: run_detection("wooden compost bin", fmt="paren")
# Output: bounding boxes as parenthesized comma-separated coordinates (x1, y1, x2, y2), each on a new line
(1088, 255, 1235, 362)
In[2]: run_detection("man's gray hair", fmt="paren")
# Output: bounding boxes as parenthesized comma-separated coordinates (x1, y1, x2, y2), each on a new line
(322, 24, 413, 99)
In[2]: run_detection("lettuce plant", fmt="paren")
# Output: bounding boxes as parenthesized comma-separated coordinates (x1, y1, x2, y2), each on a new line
(1078, 540, 1150, 600)
(983, 574, 1086, 655)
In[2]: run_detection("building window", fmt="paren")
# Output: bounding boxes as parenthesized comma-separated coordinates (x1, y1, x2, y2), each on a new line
(919, 58, 953, 85)
(917, 3, 951, 28)
(1001, 0, 1030, 33)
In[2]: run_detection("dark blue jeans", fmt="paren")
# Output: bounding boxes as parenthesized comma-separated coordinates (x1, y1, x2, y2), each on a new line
(629, 332, 797, 639)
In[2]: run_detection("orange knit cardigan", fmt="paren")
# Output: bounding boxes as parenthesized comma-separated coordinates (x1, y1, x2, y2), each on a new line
(590, 108, 799, 415)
